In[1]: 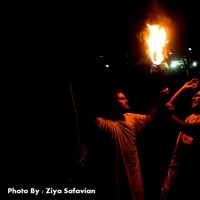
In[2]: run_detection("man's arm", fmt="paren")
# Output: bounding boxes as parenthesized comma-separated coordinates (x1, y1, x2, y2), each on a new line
(170, 115, 200, 136)
(165, 78, 199, 136)
(147, 87, 169, 122)
(168, 78, 199, 104)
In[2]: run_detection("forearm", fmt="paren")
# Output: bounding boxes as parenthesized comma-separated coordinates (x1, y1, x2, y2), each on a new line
(168, 86, 185, 104)
(169, 78, 199, 104)
(170, 114, 187, 127)
(148, 88, 169, 122)
(171, 114, 200, 136)
(148, 106, 157, 122)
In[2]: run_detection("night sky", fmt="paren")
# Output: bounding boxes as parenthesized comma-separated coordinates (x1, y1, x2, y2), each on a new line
(65, 0, 199, 65)
(7, 0, 200, 198)
(7, 0, 200, 75)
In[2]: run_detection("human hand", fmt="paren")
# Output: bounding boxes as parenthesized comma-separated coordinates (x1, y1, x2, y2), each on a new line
(183, 78, 199, 90)
(156, 87, 170, 106)
(165, 102, 175, 111)
(161, 87, 170, 95)
(159, 87, 170, 100)
(78, 156, 86, 168)
(77, 144, 88, 168)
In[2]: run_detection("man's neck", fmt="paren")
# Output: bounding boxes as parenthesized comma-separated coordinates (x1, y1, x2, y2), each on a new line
(110, 110, 126, 121)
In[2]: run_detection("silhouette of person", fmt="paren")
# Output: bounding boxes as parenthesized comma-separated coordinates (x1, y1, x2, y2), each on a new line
(83, 87, 169, 200)
(160, 78, 200, 200)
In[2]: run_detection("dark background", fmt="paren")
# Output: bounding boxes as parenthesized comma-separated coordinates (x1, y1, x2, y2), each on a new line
(6, 1, 200, 199)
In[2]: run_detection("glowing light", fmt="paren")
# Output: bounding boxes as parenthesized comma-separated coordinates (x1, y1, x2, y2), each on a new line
(146, 24, 168, 65)
(170, 61, 178, 68)
(192, 61, 197, 67)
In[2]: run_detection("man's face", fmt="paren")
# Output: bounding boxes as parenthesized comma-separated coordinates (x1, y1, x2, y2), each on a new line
(114, 92, 130, 111)
(191, 91, 200, 110)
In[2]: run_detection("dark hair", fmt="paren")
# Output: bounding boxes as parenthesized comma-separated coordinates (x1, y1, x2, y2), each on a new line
(109, 88, 124, 102)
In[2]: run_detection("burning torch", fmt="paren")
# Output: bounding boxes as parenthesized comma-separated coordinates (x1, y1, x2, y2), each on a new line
(146, 24, 168, 88)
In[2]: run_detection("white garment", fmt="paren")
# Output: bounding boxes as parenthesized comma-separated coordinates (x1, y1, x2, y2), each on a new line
(96, 113, 147, 200)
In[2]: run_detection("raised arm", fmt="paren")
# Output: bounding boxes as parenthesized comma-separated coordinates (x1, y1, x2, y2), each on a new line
(168, 78, 199, 104)
(165, 78, 200, 136)
(146, 87, 169, 122)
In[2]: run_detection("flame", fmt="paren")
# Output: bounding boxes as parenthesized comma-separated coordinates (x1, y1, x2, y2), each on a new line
(146, 24, 168, 65)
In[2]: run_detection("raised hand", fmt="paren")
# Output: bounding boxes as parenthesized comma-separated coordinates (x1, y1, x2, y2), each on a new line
(161, 87, 170, 95)
(183, 78, 199, 90)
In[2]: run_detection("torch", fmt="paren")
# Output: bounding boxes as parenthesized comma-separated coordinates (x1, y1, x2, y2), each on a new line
(146, 24, 168, 89)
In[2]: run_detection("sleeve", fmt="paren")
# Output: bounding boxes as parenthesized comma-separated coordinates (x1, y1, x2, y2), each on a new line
(132, 113, 148, 133)
(94, 117, 112, 133)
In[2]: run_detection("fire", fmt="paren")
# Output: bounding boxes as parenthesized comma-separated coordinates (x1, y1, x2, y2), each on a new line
(146, 24, 168, 65)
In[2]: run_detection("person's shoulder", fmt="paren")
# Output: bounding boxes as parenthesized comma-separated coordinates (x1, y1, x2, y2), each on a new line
(124, 112, 134, 116)
(125, 112, 148, 121)
(93, 117, 105, 125)
(125, 112, 146, 117)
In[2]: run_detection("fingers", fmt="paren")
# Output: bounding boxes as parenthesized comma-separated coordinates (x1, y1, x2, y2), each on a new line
(166, 102, 175, 111)
(191, 78, 199, 88)
(185, 78, 199, 89)
(162, 87, 169, 94)
(191, 78, 199, 83)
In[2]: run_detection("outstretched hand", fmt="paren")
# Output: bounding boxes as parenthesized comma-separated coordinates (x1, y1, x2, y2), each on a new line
(156, 87, 170, 106)
(183, 78, 199, 90)
(161, 87, 170, 95)
(159, 87, 170, 100)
